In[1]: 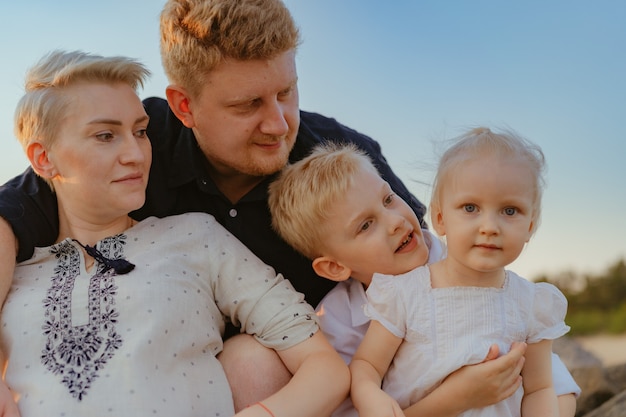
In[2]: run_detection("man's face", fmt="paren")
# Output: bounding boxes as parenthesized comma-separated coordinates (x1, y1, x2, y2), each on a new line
(186, 50, 300, 181)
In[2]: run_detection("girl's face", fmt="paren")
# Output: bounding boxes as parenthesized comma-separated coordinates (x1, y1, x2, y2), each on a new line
(433, 154, 536, 285)
(46, 82, 151, 224)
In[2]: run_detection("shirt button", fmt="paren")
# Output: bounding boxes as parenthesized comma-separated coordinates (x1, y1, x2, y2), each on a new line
(229, 208, 238, 218)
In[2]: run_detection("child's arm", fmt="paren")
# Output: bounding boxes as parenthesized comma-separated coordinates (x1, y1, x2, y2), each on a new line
(557, 395, 576, 417)
(403, 342, 526, 417)
(235, 331, 350, 417)
(522, 339, 559, 417)
(350, 320, 404, 417)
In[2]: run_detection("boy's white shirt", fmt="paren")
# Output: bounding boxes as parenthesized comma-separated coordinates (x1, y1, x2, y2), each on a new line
(315, 230, 580, 417)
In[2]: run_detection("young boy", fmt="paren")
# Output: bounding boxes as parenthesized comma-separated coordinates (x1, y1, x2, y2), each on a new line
(268, 142, 580, 417)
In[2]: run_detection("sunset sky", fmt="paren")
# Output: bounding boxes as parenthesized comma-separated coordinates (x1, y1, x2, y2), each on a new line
(0, 0, 624, 280)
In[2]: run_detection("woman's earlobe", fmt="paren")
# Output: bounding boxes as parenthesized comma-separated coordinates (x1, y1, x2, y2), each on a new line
(26, 141, 56, 178)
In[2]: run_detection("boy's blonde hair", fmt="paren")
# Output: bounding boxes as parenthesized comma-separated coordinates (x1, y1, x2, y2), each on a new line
(430, 127, 546, 235)
(269, 142, 378, 260)
(14, 50, 150, 187)
(160, 0, 301, 98)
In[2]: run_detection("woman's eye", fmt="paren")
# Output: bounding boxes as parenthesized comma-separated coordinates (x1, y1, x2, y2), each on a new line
(95, 132, 114, 141)
(135, 128, 148, 139)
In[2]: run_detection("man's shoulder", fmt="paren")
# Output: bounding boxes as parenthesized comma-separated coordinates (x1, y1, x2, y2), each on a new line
(142, 97, 189, 148)
(298, 110, 360, 141)
(295, 110, 380, 158)
(143, 96, 169, 118)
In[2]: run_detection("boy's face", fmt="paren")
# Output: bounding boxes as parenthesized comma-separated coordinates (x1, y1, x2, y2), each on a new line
(320, 166, 429, 286)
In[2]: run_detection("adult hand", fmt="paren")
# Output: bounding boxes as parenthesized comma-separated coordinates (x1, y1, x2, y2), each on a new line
(445, 342, 527, 409)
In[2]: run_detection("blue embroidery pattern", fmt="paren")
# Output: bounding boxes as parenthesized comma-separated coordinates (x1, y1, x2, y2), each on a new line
(41, 236, 126, 400)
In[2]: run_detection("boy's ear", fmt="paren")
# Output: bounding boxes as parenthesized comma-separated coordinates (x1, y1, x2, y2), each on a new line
(312, 256, 352, 282)
(26, 141, 57, 179)
(165, 85, 195, 128)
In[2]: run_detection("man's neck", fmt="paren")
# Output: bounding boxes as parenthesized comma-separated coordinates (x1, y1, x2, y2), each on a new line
(211, 172, 265, 204)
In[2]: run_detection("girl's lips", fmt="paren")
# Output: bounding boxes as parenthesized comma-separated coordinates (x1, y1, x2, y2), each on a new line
(475, 243, 500, 250)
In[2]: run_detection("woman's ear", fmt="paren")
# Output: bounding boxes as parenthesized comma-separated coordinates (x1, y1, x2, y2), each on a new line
(312, 256, 352, 282)
(165, 85, 196, 129)
(26, 141, 57, 179)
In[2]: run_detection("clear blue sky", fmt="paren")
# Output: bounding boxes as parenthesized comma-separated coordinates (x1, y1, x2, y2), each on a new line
(0, 1, 624, 280)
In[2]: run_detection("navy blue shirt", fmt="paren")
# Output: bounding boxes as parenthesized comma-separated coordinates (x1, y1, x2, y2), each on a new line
(0, 97, 426, 308)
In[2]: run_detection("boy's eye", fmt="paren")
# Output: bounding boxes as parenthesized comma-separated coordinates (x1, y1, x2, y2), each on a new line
(359, 220, 372, 233)
(383, 193, 394, 206)
(463, 204, 476, 213)
(503, 207, 517, 216)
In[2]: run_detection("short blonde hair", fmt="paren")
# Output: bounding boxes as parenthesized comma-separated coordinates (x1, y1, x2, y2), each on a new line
(160, 0, 300, 97)
(14, 50, 150, 151)
(430, 127, 546, 235)
(269, 142, 378, 259)
(13, 50, 150, 188)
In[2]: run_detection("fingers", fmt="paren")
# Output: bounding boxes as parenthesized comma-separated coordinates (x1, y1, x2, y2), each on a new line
(482, 344, 500, 362)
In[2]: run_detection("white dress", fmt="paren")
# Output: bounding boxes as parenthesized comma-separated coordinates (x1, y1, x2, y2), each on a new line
(365, 266, 569, 417)
(2, 213, 318, 417)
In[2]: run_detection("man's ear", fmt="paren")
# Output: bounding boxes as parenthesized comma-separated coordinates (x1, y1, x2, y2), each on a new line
(312, 256, 352, 282)
(26, 141, 57, 179)
(165, 85, 195, 128)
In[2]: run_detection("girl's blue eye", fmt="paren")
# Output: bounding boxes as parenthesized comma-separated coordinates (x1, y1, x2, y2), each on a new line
(463, 204, 476, 213)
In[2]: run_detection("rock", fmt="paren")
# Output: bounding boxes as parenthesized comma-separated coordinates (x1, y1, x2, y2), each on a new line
(581, 390, 626, 417)
(572, 367, 619, 416)
(552, 337, 626, 417)
(554, 337, 603, 369)
(605, 363, 626, 392)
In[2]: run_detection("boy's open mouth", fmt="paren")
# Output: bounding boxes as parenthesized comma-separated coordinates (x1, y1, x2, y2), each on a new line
(396, 232, 413, 252)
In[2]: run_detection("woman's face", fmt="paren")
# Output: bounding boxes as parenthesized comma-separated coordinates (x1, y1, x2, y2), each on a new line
(46, 82, 151, 223)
